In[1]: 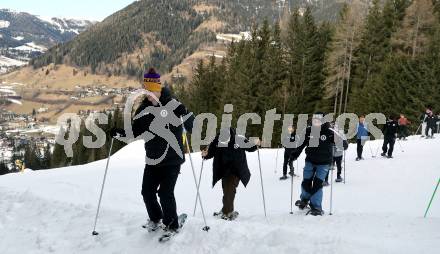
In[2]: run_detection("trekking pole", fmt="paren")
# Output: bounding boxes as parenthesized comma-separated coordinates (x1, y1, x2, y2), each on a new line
(414, 123, 422, 136)
(92, 138, 114, 236)
(274, 146, 280, 174)
(183, 128, 210, 232)
(368, 142, 375, 158)
(193, 159, 205, 216)
(257, 148, 267, 217)
(424, 178, 440, 218)
(290, 163, 294, 214)
(397, 139, 404, 152)
(329, 151, 335, 215)
(374, 143, 380, 158)
(343, 150, 346, 184)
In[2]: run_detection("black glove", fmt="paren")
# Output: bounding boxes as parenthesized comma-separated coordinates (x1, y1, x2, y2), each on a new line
(110, 127, 125, 138)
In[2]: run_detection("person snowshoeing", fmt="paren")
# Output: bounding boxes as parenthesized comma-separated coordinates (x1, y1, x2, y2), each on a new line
(280, 125, 297, 180)
(398, 114, 410, 140)
(201, 127, 259, 221)
(111, 68, 195, 233)
(325, 123, 348, 184)
(381, 114, 398, 158)
(290, 113, 340, 216)
(355, 115, 369, 161)
(420, 107, 432, 137)
(425, 111, 438, 139)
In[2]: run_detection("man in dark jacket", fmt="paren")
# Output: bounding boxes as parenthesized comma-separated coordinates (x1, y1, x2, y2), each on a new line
(202, 127, 259, 220)
(420, 107, 432, 137)
(111, 68, 194, 232)
(280, 125, 296, 180)
(425, 111, 438, 138)
(381, 115, 399, 158)
(290, 113, 343, 216)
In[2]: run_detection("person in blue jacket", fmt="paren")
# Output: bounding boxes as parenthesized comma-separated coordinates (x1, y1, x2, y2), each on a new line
(355, 115, 369, 161)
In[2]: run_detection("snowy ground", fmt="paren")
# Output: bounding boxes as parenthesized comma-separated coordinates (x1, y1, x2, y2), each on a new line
(1, 135, 439, 254)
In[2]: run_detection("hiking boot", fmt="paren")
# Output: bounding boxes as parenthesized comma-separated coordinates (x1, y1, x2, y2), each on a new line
(307, 208, 324, 216)
(295, 199, 309, 210)
(142, 220, 163, 232)
(221, 211, 239, 221)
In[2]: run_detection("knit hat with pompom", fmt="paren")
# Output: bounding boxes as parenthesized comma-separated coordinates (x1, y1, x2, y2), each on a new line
(143, 68, 162, 92)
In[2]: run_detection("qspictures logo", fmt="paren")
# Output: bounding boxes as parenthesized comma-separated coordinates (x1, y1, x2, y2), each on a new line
(54, 90, 386, 165)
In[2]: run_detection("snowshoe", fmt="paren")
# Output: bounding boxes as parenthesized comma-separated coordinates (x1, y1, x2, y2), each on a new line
(142, 220, 163, 232)
(213, 211, 223, 217)
(158, 214, 187, 242)
(288, 170, 298, 177)
(221, 211, 239, 221)
(307, 208, 324, 216)
(279, 175, 288, 180)
(295, 199, 309, 210)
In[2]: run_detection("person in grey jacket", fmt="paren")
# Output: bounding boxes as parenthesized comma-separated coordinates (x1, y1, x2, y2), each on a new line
(324, 125, 348, 185)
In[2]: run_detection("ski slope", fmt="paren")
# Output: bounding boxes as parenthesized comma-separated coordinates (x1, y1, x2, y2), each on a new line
(1, 136, 439, 254)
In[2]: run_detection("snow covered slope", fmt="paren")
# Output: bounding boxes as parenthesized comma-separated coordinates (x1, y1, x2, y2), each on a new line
(0, 136, 439, 253)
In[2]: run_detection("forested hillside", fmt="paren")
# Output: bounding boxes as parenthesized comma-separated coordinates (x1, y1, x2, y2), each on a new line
(177, 0, 440, 137)
(28, 0, 351, 79)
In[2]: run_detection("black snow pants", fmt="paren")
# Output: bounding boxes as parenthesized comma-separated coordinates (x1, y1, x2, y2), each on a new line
(142, 164, 180, 229)
(382, 136, 396, 157)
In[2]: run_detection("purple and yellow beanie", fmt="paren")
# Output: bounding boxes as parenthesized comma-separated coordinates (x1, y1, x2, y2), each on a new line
(143, 68, 162, 92)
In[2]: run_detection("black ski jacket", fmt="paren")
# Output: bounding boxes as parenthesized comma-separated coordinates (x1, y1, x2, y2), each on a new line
(290, 123, 348, 165)
(204, 128, 258, 187)
(132, 87, 195, 166)
(383, 119, 399, 138)
(425, 115, 438, 128)
(282, 131, 297, 156)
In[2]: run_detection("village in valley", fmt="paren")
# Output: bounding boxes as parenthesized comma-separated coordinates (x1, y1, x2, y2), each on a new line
(0, 79, 135, 173)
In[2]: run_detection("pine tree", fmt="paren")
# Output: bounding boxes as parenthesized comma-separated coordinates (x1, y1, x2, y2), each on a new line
(0, 160, 9, 175)
(349, 0, 408, 113)
(324, 1, 364, 115)
(285, 7, 329, 114)
(392, 0, 436, 58)
(40, 145, 52, 170)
